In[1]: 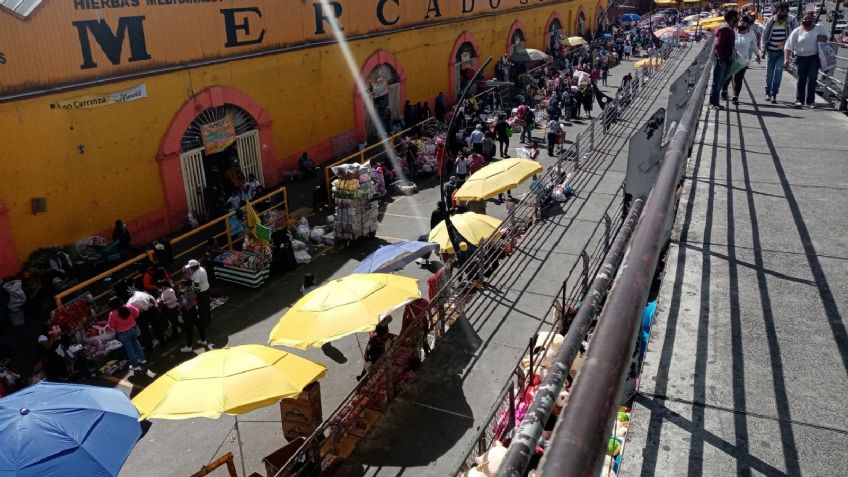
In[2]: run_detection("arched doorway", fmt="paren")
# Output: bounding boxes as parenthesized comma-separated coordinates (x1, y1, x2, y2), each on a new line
(364, 64, 401, 142)
(354, 50, 407, 143)
(510, 28, 526, 54)
(448, 32, 481, 102)
(178, 104, 265, 220)
(157, 86, 274, 230)
(546, 16, 564, 54)
(454, 42, 478, 102)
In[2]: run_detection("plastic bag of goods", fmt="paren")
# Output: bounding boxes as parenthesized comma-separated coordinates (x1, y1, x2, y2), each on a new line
(322, 232, 335, 246)
(309, 226, 327, 242)
(392, 180, 417, 195)
(293, 249, 312, 264)
(291, 239, 307, 252)
(326, 215, 335, 226)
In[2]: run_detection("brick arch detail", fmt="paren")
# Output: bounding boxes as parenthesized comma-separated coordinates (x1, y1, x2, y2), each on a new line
(505, 20, 527, 53)
(447, 31, 482, 103)
(544, 11, 563, 51)
(156, 86, 276, 230)
(353, 50, 408, 142)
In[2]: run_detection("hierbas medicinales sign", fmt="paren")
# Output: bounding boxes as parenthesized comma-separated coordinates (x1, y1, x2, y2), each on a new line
(0, 0, 569, 97)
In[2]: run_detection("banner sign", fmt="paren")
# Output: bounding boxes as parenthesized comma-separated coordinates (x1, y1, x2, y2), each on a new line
(201, 114, 237, 154)
(56, 83, 147, 110)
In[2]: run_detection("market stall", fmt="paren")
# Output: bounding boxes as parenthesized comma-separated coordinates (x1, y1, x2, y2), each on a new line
(212, 241, 272, 288)
(331, 164, 379, 242)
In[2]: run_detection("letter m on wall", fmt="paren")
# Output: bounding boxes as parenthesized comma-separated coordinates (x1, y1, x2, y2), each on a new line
(73, 16, 151, 70)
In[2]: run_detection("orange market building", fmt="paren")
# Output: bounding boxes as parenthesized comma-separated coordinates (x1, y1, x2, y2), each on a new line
(0, 0, 607, 276)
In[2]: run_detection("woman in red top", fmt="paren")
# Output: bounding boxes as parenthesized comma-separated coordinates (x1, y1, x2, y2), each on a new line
(107, 297, 147, 371)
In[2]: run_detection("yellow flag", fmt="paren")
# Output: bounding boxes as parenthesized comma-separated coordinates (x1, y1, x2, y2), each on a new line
(245, 202, 269, 244)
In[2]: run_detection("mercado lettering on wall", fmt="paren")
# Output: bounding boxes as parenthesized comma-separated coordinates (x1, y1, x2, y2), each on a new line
(0, 0, 573, 98)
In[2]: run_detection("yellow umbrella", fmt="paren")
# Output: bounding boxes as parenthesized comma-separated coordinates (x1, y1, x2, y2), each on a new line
(131, 344, 326, 476)
(268, 274, 421, 349)
(566, 36, 588, 46)
(428, 212, 502, 254)
(634, 58, 664, 68)
(455, 159, 542, 201)
(132, 344, 327, 420)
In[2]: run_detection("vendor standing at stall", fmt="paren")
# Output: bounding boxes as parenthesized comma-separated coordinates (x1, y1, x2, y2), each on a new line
(186, 259, 211, 329)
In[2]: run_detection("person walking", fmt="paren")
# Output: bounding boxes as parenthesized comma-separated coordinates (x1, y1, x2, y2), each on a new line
(520, 108, 535, 144)
(177, 279, 208, 353)
(784, 12, 828, 108)
(455, 154, 470, 182)
(186, 259, 211, 329)
(495, 115, 510, 158)
(546, 118, 562, 157)
(722, 15, 762, 105)
(761, 3, 799, 103)
(709, 10, 740, 109)
(470, 124, 485, 154)
(107, 298, 147, 371)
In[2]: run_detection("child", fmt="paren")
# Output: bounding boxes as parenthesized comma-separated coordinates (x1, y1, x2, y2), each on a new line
(177, 279, 208, 353)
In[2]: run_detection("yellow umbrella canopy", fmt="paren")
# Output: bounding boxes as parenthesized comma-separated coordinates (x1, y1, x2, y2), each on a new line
(566, 36, 588, 46)
(455, 158, 543, 201)
(131, 345, 327, 420)
(428, 212, 502, 254)
(268, 274, 421, 349)
(634, 58, 664, 68)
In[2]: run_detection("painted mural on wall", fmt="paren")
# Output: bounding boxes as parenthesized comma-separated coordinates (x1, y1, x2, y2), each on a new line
(0, 0, 572, 97)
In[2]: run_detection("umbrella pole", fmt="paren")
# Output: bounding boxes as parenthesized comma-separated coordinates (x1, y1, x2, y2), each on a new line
(234, 415, 247, 477)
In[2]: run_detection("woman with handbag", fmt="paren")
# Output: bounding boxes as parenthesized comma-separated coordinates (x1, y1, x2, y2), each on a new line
(784, 11, 829, 108)
(722, 15, 762, 105)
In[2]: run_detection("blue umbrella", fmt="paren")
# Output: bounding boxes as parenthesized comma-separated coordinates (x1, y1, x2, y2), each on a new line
(354, 240, 440, 274)
(0, 382, 141, 477)
(621, 13, 642, 22)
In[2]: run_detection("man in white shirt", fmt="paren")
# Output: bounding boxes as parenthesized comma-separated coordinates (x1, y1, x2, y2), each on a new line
(187, 259, 212, 327)
(784, 11, 828, 107)
(470, 124, 485, 155)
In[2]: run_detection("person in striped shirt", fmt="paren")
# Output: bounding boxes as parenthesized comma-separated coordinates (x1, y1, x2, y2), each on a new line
(760, 3, 799, 103)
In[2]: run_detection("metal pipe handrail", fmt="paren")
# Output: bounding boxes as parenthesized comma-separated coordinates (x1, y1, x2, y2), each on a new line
(495, 199, 644, 477)
(536, 44, 715, 477)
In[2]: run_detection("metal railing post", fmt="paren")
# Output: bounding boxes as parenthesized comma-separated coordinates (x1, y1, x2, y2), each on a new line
(603, 213, 612, 252)
(580, 251, 590, 294)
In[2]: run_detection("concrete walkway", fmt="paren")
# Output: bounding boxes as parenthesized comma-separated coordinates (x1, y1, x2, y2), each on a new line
(623, 65, 848, 476)
(336, 44, 703, 477)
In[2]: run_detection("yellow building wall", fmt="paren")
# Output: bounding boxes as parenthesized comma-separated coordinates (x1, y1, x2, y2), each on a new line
(0, 0, 605, 266)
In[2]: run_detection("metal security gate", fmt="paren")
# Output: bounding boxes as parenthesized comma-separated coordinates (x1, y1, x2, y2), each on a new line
(236, 129, 265, 186)
(388, 83, 401, 121)
(179, 147, 207, 219)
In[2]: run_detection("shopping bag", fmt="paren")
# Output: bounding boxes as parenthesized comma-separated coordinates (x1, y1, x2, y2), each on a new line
(506, 126, 513, 138)
(724, 52, 747, 82)
(818, 42, 837, 73)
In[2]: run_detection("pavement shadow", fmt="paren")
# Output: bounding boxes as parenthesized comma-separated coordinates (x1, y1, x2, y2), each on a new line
(321, 342, 348, 364)
(337, 317, 480, 475)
